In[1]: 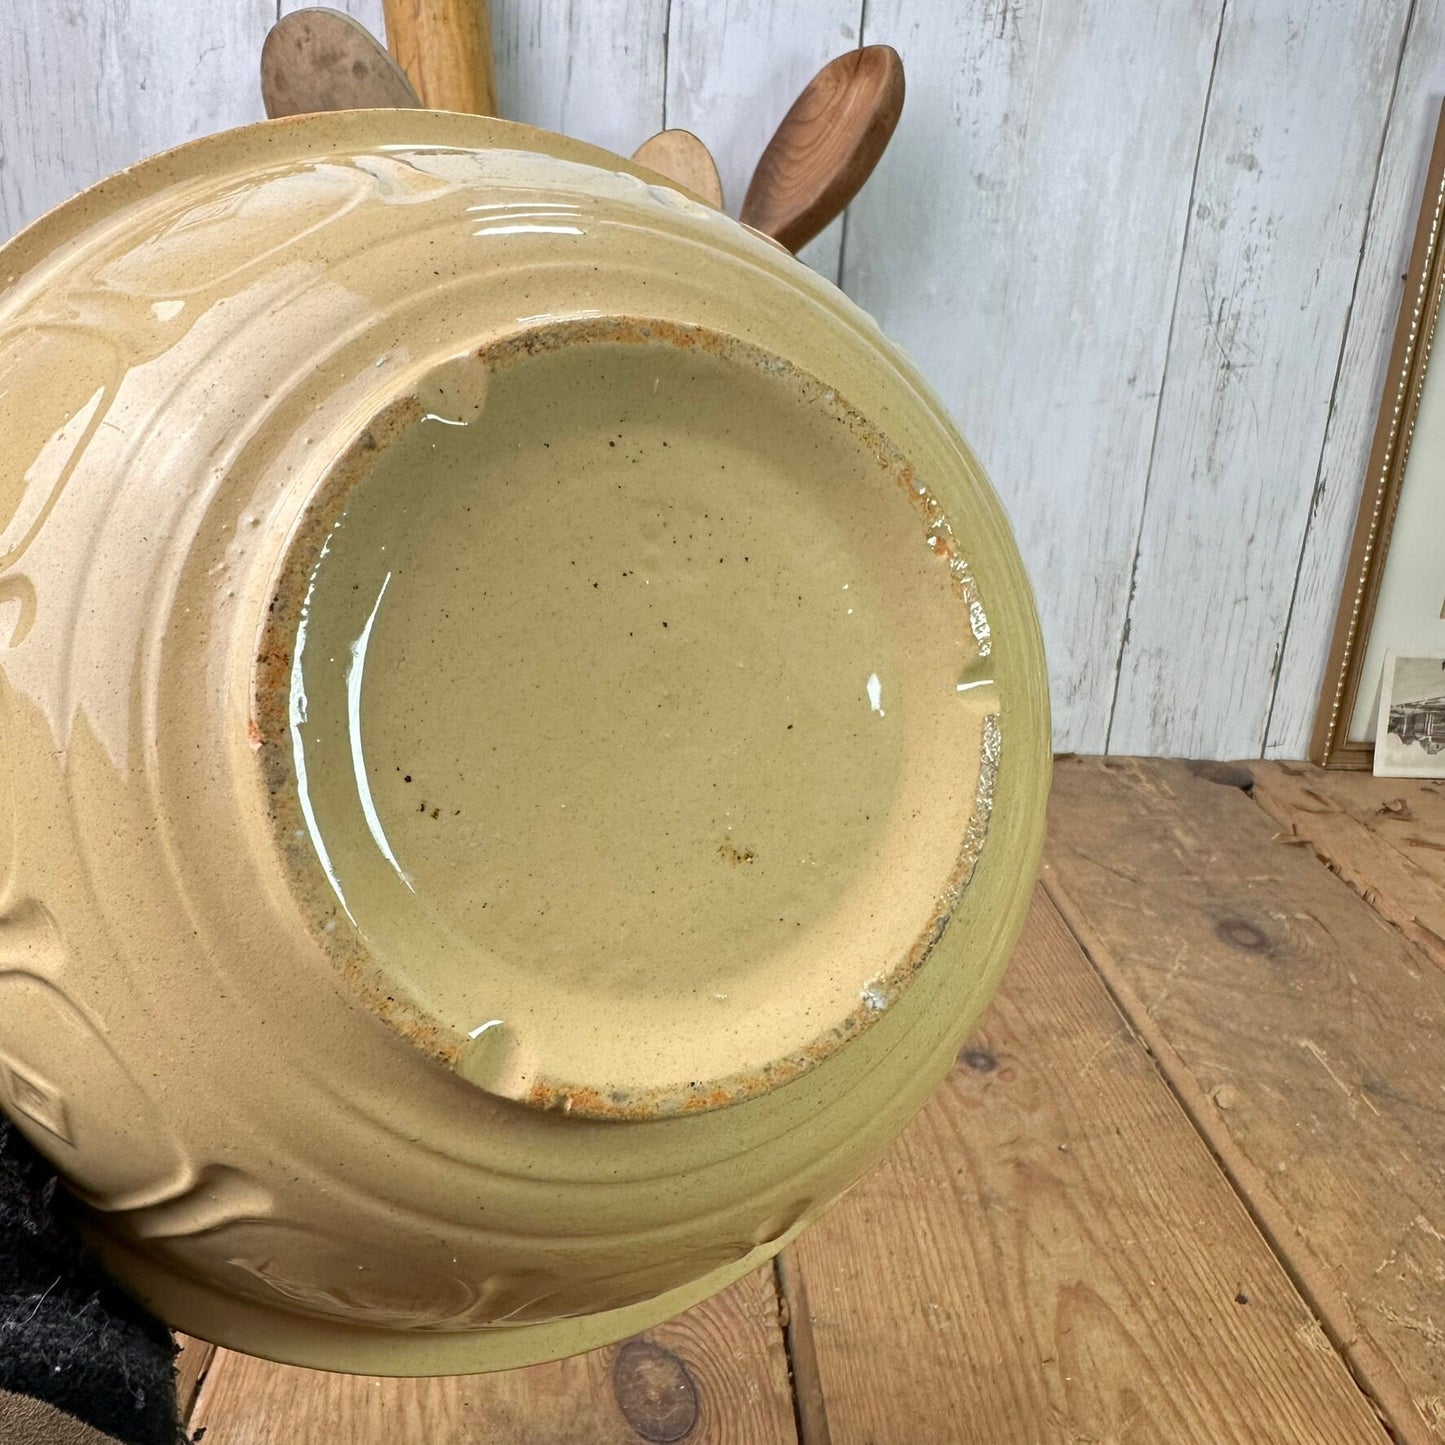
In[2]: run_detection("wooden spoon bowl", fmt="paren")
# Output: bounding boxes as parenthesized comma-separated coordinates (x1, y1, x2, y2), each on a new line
(631, 129, 725, 208)
(261, 7, 420, 118)
(741, 45, 904, 254)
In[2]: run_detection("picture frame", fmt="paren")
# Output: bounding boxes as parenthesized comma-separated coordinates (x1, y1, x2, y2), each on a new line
(1312, 99, 1445, 768)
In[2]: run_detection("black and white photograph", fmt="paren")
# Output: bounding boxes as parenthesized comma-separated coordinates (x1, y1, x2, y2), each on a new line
(1376, 651, 1445, 777)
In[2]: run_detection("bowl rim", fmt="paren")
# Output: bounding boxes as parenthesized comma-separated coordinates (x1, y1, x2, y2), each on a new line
(0, 108, 712, 290)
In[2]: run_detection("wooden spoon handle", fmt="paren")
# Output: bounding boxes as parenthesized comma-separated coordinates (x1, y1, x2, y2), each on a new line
(382, 0, 497, 114)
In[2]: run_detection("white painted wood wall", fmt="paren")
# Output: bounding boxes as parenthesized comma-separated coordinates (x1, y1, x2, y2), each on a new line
(2, 0, 1440, 759)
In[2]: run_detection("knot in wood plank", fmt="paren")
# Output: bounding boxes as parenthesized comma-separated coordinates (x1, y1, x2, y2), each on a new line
(611, 1338, 699, 1441)
(958, 1046, 999, 1073)
(1213, 917, 1271, 953)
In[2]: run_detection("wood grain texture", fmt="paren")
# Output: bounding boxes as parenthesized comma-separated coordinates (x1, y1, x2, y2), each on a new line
(773, 1255, 829, 1445)
(739, 46, 902, 254)
(1044, 756, 1445, 1442)
(382, 0, 496, 113)
(632, 129, 724, 208)
(663, 0, 861, 282)
(491, 0, 666, 160)
(777, 888, 1386, 1445)
(1251, 761, 1445, 969)
(187, 1266, 796, 1444)
(1109, 0, 1412, 757)
(0, 0, 272, 241)
(1267, 2, 1445, 759)
(173, 1335, 215, 1423)
(842, 1, 1222, 752)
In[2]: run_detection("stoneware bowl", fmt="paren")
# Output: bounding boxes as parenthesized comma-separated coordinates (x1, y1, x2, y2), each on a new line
(0, 111, 1050, 1373)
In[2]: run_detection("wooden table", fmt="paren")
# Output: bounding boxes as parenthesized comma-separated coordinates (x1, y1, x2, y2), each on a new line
(177, 759, 1445, 1443)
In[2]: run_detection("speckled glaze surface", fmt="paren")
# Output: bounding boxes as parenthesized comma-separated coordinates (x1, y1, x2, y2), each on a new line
(0, 112, 1050, 1373)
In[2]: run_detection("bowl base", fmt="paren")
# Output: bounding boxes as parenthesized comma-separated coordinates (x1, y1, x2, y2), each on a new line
(257, 318, 1000, 1119)
(91, 1218, 805, 1375)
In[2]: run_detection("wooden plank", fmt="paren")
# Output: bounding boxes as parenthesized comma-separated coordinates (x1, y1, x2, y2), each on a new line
(1267, 1, 1445, 759)
(292, 0, 664, 158)
(777, 889, 1385, 1445)
(187, 1266, 796, 1444)
(1043, 756, 1445, 1444)
(1252, 761, 1445, 970)
(1109, 0, 1412, 757)
(841, 0, 1222, 752)
(663, 0, 861, 281)
(492, 0, 666, 162)
(173, 1335, 215, 1424)
(773, 1256, 828, 1445)
(0, 0, 272, 243)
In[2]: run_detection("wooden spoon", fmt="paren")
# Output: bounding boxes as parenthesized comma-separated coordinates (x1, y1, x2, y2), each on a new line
(740, 46, 904, 254)
(631, 130, 725, 209)
(261, 7, 420, 118)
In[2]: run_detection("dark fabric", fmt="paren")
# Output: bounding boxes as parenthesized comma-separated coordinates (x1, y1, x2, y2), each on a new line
(0, 1118, 179, 1445)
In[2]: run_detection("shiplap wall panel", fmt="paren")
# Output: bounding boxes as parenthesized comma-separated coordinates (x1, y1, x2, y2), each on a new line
(0, 0, 269, 239)
(492, 0, 666, 158)
(664, 0, 860, 280)
(1265, 2, 1445, 758)
(1109, 0, 1412, 757)
(283, 0, 667, 154)
(0, 2, 1428, 757)
(842, 0, 1223, 750)
(283, 2, 387, 33)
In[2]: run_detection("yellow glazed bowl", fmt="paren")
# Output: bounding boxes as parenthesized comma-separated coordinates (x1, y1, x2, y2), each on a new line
(0, 112, 1050, 1373)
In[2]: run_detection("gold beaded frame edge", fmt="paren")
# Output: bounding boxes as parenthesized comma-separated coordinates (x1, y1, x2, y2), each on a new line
(1313, 98, 1445, 768)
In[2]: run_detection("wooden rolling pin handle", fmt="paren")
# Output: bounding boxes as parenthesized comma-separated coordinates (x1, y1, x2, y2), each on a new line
(382, 0, 497, 115)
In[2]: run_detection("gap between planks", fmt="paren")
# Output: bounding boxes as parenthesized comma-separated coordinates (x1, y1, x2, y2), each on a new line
(185, 1262, 797, 1444)
(1043, 756, 1445, 1445)
(1250, 762, 1445, 973)
(772, 1252, 830, 1445)
(772, 887, 1385, 1444)
(1040, 871, 1418, 1443)
(171, 757, 1439, 1444)
(173, 1335, 214, 1426)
